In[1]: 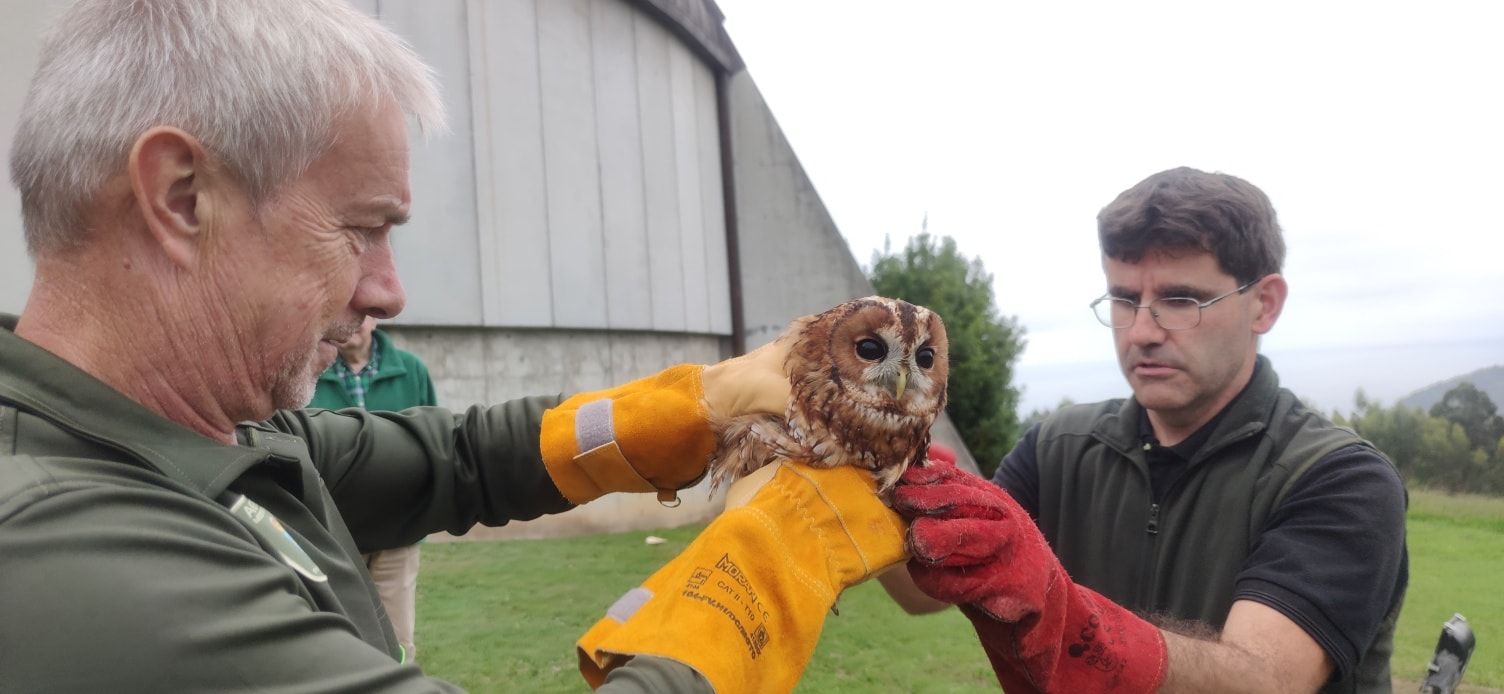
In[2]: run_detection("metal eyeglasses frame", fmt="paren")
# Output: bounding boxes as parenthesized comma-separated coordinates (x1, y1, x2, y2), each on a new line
(1089, 278, 1260, 330)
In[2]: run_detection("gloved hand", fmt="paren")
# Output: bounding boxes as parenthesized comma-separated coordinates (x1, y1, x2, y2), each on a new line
(892, 459, 1167, 693)
(701, 325, 802, 421)
(540, 331, 796, 505)
(577, 460, 908, 692)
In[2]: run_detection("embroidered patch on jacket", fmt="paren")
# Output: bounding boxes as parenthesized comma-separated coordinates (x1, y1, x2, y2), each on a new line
(227, 494, 330, 583)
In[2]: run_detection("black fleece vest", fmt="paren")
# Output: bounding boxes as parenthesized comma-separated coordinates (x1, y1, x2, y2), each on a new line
(1033, 358, 1400, 693)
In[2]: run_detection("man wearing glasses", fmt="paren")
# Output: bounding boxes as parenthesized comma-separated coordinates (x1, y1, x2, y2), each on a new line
(886, 168, 1407, 693)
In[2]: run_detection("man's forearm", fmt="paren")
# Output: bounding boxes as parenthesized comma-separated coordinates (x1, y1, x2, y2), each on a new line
(1159, 606, 1330, 694)
(1162, 630, 1294, 693)
(261, 397, 573, 549)
(877, 565, 951, 615)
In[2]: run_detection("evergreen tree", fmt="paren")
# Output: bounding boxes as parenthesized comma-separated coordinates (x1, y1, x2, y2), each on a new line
(1430, 382, 1504, 451)
(1418, 418, 1479, 493)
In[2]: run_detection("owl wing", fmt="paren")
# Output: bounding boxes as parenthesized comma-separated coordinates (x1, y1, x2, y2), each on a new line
(707, 413, 808, 491)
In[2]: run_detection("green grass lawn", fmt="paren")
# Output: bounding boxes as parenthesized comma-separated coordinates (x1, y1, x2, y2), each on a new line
(416, 488, 1503, 692)
(1396, 489, 1503, 691)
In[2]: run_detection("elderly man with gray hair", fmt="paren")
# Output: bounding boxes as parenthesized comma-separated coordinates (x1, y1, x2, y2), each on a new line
(0, 1, 910, 692)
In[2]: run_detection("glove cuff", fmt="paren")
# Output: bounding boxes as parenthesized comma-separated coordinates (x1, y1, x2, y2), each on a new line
(577, 504, 832, 692)
(541, 364, 715, 504)
(964, 583, 1168, 693)
(577, 462, 908, 692)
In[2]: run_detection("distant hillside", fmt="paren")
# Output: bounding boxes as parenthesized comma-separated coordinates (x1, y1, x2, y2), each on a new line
(1399, 365, 1504, 411)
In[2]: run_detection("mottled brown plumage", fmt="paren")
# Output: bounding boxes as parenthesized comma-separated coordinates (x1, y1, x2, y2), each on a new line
(709, 296, 949, 492)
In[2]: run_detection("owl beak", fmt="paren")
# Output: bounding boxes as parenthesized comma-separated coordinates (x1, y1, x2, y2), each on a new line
(891, 370, 907, 399)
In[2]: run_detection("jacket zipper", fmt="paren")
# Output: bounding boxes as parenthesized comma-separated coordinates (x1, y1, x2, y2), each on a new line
(1137, 427, 1263, 610)
(1133, 442, 1159, 606)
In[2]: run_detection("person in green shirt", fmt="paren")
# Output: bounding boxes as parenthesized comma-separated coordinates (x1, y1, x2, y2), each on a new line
(312, 317, 438, 413)
(310, 316, 437, 662)
(0, 1, 906, 692)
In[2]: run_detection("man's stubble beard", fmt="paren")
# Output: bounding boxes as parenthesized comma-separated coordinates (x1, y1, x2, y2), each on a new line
(270, 338, 324, 410)
(268, 316, 366, 410)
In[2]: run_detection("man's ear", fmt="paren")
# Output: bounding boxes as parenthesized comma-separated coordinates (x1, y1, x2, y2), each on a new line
(127, 127, 211, 269)
(1251, 274, 1288, 335)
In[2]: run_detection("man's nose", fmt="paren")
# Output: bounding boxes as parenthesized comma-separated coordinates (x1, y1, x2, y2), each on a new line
(351, 238, 406, 319)
(1124, 306, 1166, 346)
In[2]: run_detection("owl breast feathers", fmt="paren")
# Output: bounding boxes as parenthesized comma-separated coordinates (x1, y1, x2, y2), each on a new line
(709, 296, 949, 492)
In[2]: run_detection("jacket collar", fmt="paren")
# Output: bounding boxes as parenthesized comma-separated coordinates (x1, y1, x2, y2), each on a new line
(1095, 354, 1280, 464)
(0, 313, 296, 498)
(367, 329, 407, 381)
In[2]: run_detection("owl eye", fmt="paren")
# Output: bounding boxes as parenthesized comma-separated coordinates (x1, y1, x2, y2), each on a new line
(916, 346, 936, 369)
(855, 338, 887, 361)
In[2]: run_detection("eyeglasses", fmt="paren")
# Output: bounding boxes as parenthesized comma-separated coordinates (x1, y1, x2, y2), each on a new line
(1090, 279, 1260, 330)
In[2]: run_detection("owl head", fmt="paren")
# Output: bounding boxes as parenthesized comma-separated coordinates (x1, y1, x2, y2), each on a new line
(786, 296, 950, 486)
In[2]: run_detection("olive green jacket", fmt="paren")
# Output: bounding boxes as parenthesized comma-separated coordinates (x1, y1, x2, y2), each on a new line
(0, 314, 706, 693)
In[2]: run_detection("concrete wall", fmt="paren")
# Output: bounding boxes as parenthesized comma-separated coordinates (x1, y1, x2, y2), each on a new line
(386, 326, 726, 406)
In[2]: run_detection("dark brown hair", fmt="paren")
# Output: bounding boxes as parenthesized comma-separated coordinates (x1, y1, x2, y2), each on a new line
(1097, 167, 1284, 284)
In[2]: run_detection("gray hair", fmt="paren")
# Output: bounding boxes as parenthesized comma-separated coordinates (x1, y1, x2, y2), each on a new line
(9, 0, 445, 254)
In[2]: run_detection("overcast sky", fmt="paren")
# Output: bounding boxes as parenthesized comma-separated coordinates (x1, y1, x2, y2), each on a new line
(716, 0, 1504, 411)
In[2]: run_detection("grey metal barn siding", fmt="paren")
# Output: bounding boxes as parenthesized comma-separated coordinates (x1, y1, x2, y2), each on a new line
(350, 0, 733, 334)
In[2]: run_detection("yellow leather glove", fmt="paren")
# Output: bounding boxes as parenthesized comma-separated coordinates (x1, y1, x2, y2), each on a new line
(540, 329, 799, 506)
(701, 326, 802, 421)
(577, 460, 908, 693)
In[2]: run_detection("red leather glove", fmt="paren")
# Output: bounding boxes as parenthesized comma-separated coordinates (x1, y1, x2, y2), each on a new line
(892, 458, 1168, 693)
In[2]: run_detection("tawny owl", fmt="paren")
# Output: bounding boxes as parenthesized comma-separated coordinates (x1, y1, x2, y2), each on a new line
(709, 296, 950, 492)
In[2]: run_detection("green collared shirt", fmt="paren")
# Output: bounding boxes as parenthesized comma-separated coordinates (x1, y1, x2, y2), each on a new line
(331, 339, 383, 408)
(311, 329, 438, 412)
